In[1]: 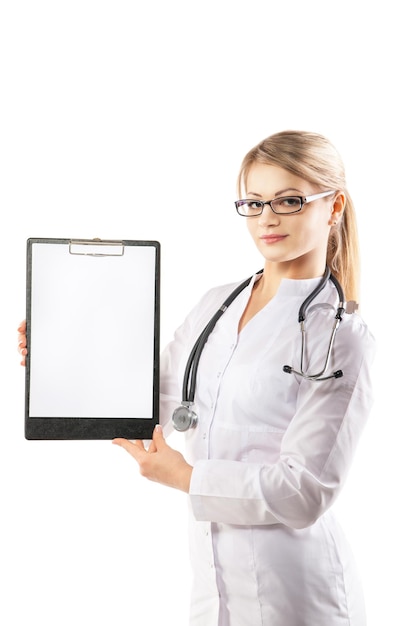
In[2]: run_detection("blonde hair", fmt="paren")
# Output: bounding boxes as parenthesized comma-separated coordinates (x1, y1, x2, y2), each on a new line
(237, 130, 360, 302)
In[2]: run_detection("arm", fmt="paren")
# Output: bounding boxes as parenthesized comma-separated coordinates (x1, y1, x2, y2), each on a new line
(189, 317, 376, 529)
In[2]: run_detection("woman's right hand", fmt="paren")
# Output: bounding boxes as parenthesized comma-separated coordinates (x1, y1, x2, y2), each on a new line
(17, 320, 27, 366)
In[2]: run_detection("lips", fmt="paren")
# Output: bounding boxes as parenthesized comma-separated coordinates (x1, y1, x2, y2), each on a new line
(260, 234, 288, 244)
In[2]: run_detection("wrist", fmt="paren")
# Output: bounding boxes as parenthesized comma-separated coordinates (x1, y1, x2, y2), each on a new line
(179, 463, 193, 493)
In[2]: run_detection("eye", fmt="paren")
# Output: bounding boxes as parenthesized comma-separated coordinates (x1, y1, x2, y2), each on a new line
(235, 200, 264, 216)
(282, 197, 299, 207)
(239, 201, 264, 215)
(272, 196, 301, 212)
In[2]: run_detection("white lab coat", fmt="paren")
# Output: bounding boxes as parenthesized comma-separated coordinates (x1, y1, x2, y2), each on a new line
(159, 273, 375, 626)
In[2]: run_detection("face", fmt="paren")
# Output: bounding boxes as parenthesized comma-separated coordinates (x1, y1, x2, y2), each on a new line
(244, 163, 343, 278)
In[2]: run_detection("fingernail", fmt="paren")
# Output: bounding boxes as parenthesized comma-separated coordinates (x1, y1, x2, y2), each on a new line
(154, 424, 162, 433)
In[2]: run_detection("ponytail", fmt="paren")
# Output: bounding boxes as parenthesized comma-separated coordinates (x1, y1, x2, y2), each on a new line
(327, 191, 360, 302)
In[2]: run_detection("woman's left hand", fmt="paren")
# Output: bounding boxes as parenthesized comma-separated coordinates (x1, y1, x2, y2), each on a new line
(113, 425, 193, 493)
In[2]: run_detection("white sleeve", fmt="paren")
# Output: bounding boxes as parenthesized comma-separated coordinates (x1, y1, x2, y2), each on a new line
(189, 317, 376, 529)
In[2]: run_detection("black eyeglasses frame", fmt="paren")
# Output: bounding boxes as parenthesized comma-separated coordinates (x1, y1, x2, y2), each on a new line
(235, 190, 336, 217)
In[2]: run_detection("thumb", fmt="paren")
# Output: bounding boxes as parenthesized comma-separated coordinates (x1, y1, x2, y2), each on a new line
(152, 424, 166, 449)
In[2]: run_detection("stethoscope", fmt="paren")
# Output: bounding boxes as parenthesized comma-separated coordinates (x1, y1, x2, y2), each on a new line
(172, 267, 346, 432)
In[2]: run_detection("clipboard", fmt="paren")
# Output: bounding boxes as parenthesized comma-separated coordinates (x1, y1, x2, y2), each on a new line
(25, 238, 160, 440)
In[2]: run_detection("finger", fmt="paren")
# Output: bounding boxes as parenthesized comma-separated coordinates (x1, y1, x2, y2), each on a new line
(147, 439, 157, 453)
(112, 438, 146, 459)
(113, 438, 146, 451)
(152, 424, 165, 450)
(17, 320, 26, 333)
(18, 343, 27, 366)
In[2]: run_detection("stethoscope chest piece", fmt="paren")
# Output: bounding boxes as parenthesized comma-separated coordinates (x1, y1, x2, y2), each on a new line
(172, 403, 198, 432)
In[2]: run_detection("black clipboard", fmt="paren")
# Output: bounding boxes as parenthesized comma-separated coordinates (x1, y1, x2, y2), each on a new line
(25, 238, 160, 440)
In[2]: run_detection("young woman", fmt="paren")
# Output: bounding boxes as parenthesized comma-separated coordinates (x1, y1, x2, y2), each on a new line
(18, 130, 375, 626)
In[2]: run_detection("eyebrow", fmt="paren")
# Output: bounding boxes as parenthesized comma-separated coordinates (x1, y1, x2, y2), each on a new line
(246, 187, 304, 198)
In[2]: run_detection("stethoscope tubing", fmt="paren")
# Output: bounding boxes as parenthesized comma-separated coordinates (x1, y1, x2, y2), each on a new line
(283, 268, 345, 381)
(182, 274, 255, 404)
(172, 267, 346, 431)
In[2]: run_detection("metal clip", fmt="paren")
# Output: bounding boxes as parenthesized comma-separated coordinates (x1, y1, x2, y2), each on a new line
(69, 238, 124, 257)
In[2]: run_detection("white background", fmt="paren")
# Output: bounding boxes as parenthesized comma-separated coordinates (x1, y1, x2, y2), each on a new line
(0, 1, 415, 624)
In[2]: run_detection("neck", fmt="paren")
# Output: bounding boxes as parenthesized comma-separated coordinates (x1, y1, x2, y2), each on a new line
(257, 260, 327, 296)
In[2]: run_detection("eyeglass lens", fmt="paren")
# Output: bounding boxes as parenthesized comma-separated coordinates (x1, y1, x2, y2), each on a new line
(236, 196, 302, 216)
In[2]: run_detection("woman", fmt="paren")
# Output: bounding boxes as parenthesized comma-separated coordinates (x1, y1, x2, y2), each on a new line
(18, 130, 375, 625)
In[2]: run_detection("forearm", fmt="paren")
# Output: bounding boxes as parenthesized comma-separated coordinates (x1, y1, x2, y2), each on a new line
(189, 457, 333, 529)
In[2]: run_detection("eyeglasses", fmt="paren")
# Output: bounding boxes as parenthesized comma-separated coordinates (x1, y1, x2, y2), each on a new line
(235, 190, 335, 217)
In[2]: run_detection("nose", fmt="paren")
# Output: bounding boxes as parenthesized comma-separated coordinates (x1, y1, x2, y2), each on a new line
(258, 202, 281, 226)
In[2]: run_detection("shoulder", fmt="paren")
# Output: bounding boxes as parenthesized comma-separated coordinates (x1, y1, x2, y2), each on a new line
(338, 309, 375, 347)
(307, 284, 376, 353)
(190, 277, 251, 318)
(201, 279, 249, 303)
(196, 271, 257, 305)
(168, 276, 255, 345)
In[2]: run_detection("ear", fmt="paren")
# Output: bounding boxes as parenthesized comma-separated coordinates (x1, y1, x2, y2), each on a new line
(328, 192, 346, 226)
